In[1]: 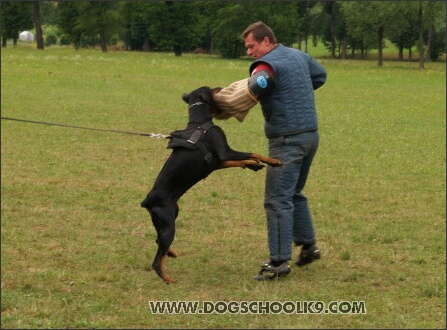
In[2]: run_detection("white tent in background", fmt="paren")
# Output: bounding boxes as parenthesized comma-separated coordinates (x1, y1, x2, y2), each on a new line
(19, 31, 34, 41)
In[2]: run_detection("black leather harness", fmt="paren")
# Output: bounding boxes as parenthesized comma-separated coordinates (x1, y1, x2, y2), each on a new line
(167, 121, 215, 163)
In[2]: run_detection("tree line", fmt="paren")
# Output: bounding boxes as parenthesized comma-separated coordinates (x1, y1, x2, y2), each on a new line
(1, 1, 445, 68)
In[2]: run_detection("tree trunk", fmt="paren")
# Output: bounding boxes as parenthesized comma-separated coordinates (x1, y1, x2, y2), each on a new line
(329, 4, 336, 59)
(377, 25, 384, 67)
(209, 37, 215, 54)
(72, 32, 81, 51)
(341, 36, 347, 59)
(143, 36, 150, 52)
(398, 45, 404, 61)
(2, 37, 6, 48)
(99, 32, 107, 52)
(417, 1, 424, 69)
(425, 24, 434, 62)
(33, 1, 44, 50)
(174, 45, 182, 56)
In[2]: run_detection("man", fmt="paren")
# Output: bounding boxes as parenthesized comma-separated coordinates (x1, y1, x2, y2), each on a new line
(239, 22, 327, 280)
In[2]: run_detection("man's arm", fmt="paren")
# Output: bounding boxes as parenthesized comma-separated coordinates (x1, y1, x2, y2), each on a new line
(249, 63, 275, 99)
(309, 58, 327, 90)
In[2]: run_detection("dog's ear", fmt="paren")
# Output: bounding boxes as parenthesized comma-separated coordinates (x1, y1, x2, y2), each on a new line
(182, 93, 190, 103)
(198, 86, 214, 104)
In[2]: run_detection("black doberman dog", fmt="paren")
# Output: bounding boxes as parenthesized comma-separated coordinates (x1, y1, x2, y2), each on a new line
(141, 86, 282, 283)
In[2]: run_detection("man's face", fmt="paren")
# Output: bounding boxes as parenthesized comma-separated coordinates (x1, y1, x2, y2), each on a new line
(244, 33, 270, 60)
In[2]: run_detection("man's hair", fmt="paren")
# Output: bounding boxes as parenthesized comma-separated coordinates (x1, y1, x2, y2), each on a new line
(241, 21, 277, 44)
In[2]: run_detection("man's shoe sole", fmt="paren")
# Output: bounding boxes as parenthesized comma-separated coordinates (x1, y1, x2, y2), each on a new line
(253, 262, 291, 280)
(295, 254, 320, 266)
(253, 270, 290, 281)
(295, 246, 321, 267)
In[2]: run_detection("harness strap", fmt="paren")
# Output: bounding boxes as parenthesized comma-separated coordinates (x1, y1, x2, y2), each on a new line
(186, 121, 215, 163)
(168, 121, 215, 164)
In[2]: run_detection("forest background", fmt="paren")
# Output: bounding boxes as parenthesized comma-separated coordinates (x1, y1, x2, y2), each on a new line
(1, 1, 446, 68)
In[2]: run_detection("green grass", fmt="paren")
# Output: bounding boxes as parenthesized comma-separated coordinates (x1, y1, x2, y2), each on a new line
(1, 46, 446, 329)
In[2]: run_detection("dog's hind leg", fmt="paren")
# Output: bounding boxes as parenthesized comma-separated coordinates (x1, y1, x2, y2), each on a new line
(153, 242, 177, 283)
(153, 228, 177, 283)
(146, 205, 178, 283)
(145, 208, 177, 258)
(156, 202, 179, 258)
(165, 202, 179, 258)
(156, 238, 177, 258)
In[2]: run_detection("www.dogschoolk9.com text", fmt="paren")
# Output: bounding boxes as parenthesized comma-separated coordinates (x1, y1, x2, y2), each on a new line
(149, 300, 366, 315)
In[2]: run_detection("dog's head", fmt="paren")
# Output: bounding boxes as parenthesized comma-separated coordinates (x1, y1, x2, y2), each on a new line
(182, 86, 221, 118)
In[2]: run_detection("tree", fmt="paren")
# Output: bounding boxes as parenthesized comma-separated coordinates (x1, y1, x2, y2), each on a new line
(75, 1, 123, 52)
(56, 1, 122, 52)
(341, 1, 402, 66)
(193, 1, 223, 54)
(388, 4, 419, 61)
(324, 1, 337, 59)
(265, 2, 301, 47)
(211, 2, 256, 58)
(149, 1, 203, 56)
(211, 2, 299, 58)
(295, 1, 319, 52)
(319, 1, 350, 60)
(120, 1, 204, 55)
(423, 1, 446, 62)
(40, 1, 58, 25)
(33, 1, 44, 50)
(120, 1, 156, 51)
(405, 1, 446, 68)
(417, 1, 425, 69)
(56, 1, 82, 49)
(0, 1, 33, 47)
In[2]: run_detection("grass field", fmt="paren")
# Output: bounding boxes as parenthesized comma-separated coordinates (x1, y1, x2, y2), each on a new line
(1, 45, 446, 329)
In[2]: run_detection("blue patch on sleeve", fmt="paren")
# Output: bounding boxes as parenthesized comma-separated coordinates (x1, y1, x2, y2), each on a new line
(257, 76, 268, 89)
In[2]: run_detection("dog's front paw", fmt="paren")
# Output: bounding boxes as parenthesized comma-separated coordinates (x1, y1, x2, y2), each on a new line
(268, 158, 282, 167)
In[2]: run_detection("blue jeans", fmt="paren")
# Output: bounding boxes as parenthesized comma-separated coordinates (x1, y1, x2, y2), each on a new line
(264, 131, 319, 262)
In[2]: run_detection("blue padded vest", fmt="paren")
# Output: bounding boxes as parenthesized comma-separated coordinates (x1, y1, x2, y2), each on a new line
(249, 44, 327, 138)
